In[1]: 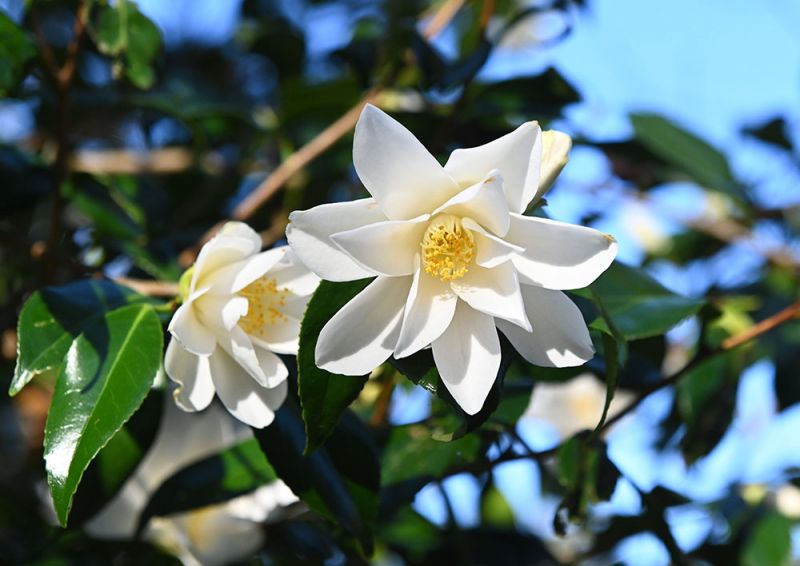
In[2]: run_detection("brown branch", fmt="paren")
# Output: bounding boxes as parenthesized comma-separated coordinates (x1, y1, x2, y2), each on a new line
(370, 378, 396, 427)
(721, 298, 800, 350)
(113, 277, 179, 297)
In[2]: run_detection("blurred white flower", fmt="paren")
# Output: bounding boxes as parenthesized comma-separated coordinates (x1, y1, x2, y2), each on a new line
(85, 398, 301, 565)
(287, 105, 616, 415)
(166, 222, 319, 428)
(523, 373, 634, 438)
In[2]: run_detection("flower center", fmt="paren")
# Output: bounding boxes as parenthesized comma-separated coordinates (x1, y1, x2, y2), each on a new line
(421, 214, 475, 282)
(237, 276, 290, 336)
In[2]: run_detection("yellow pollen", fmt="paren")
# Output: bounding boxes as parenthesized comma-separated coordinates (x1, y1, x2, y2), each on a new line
(421, 214, 475, 282)
(237, 276, 290, 336)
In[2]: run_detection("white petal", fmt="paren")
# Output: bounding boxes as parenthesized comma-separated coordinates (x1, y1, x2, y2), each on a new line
(195, 294, 249, 331)
(252, 345, 289, 388)
(506, 213, 617, 290)
(432, 302, 501, 415)
(450, 262, 531, 331)
(315, 276, 411, 375)
(203, 247, 288, 295)
(535, 130, 572, 203)
(496, 285, 593, 367)
(354, 104, 459, 220)
(445, 121, 542, 214)
(432, 171, 510, 236)
(168, 303, 217, 356)
(192, 222, 262, 292)
(286, 198, 387, 281)
(251, 316, 302, 355)
(215, 326, 272, 388)
(331, 215, 429, 277)
(394, 258, 458, 358)
(164, 340, 215, 412)
(271, 250, 321, 296)
(209, 348, 288, 428)
(462, 217, 523, 268)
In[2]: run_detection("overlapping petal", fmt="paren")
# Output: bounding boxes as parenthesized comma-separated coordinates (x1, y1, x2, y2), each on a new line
(354, 105, 459, 220)
(445, 121, 542, 214)
(496, 285, 593, 367)
(331, 215, 430, 277)
(450, 262, 531, 331)
(536, 130, 572, 202)
(286, 198, 387, 282)
(394, 258, 458, 358)
(506, 213, 617, 290)
(316, 276, 411, 375)
(432, 302, 501, 415)
(462, 218, 523, 268)
(432, 171, 510, 236)
(165, 340, 215, 412)
(168, 303, 216, 356)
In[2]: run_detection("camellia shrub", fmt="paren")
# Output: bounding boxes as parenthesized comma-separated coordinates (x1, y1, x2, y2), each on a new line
(2, 1, 799, 564)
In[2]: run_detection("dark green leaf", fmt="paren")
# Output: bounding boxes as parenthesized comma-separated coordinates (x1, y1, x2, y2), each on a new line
(253, 401, 379, 555)
(631, 113, 745, 200)
(12, 280, 149, 395)
(584, 262, 704, 340)
(140, 438, 278, 526)
(742, 512, 792, 566)
(0, 12, 36, 96)
(43, 303, 163, 526)
(298, 278, 372, 454)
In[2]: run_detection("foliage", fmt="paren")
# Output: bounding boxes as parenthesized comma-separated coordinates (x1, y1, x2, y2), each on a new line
(1, 0, 799, 564)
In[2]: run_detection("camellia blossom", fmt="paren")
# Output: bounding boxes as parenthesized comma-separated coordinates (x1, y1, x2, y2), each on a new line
(166, 222, 320, 428)
(287, 105, 617, 416)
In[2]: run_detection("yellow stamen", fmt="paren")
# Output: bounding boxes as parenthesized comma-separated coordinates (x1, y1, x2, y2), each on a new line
(421, 214, 475, 282)
(238, 276, 290, 336)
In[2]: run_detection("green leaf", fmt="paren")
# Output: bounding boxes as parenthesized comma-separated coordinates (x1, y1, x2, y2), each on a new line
(630, 113, 745, 200)
(139, 438, 278, 527)
(381, 424, 482, 486)
(298, 278, 372, 454)
(584, 262, 704, 340)
(253, 400, 379, 555)
(43, 303, 163, 526)
(12, 280, 149, 395)
(0, 12, 36, 96)
(742, 512, 792, 566)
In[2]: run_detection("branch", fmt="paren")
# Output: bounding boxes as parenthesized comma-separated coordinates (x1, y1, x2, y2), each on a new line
(113, 277, 179, 297)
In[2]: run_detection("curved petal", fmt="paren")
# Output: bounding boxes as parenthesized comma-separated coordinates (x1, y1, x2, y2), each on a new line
(192, 222, 262, 292)
(271, 250, 321, 296)
(445, 121, 542, 214)
(432, 301, 501, 415)
(462, 217, 523, 268)
(286, 198, 387, 282)
(195, 295, 249, 331)
(164, 340, 215, 412)
(203, 247, 288, 295)
(215, 326, 272, 388)
(252, 345, 289, 388)
(450, 262, 531, 331)
(315, 276, 411, 375)
(394, 258, 458, 358)
(331, 215, 429, 277)
(432, 171, 511, 236)
(209, 348, 288, 428)
(168, 303, 217, 356)
(250, 316, 302, 355)
(506, 213, 617, 290)
(496, 285, 593, 367)
(354, 104, 459, 220)
(533, 130, 572, 204)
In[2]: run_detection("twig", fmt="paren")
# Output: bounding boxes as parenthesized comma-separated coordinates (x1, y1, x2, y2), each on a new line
(113, 277, 179, 297)
(179, 0, 466, 264)
(370, 377, 396, 427)
(721, 297, 800, 350)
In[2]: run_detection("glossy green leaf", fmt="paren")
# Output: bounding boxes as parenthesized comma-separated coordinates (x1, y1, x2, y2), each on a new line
(298, 278, 372, 454)
(381, 424, 482, 486)
(584, 262, 704, 340)
(253, 400, 379, 554)
(44, 303, 163, 526)
(0, 12, 36, 96)
(12, 280, 149, 396)
(140, 437, 278, 526)
(631, 113, 744, 200)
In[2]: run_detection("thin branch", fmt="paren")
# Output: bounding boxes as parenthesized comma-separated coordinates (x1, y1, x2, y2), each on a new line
(721, 297, 800, 350)
(113, 277, 179, 297)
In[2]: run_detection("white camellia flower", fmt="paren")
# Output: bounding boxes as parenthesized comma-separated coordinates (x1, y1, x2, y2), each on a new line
(166, 222, 320, 428)
(286, 105, 617, 415)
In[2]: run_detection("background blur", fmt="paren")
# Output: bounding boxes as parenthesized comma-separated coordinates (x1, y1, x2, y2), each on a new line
(2, 0, 800, 564)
